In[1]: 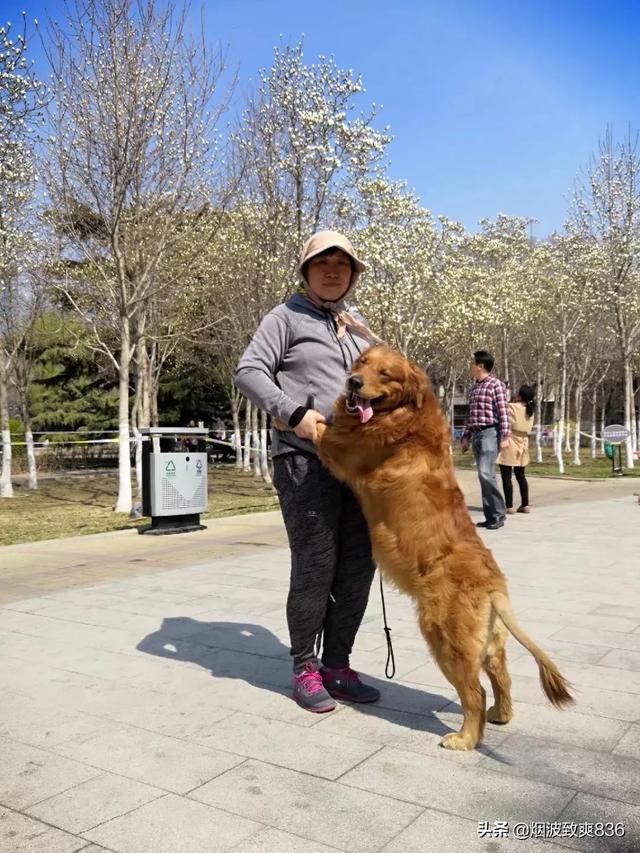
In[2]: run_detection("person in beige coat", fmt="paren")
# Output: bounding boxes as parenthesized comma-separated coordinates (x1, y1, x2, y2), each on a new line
(497, 385, 535, 513)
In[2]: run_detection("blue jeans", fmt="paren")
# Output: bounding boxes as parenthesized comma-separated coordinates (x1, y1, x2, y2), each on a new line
(472, 426, 506, 523)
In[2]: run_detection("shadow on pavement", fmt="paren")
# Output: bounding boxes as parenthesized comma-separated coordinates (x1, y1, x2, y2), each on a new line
(137, 616, 504, 761)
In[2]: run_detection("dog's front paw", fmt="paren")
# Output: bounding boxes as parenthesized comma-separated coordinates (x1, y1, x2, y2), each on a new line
(439, 732, 476, 751)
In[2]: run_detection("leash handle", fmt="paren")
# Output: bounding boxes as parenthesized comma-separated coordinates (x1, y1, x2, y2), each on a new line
(379, 570, 396, 679)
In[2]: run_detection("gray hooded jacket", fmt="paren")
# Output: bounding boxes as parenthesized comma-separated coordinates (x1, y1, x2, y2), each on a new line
(234, 292, 369, 456)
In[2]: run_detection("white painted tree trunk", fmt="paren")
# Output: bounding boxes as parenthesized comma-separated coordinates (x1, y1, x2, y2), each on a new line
(251, 405, 260, 478)
(600, 403, 606, 457)
(535, 367, 543, 463)
(556, 343, 567, 475)
(231, 384, 243, 469)
(243, 399, 252, 472)
(572, 384, 582, 466)
(623, 357, 635, 468)
(25, 428, 38, 490)
(115, 324, 132, 513)
(630, 383, 638, 454)
(259, 409, 272, 484)
(590, 387, 597, 460)
(232, 411, 242, 468)
(0, 373, 14, 498)
(564, 382, 572, 454)
(133, 426, 143, 508)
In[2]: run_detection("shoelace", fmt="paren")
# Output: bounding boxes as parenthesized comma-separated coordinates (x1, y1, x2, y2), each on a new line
(296, 665, 324, 694)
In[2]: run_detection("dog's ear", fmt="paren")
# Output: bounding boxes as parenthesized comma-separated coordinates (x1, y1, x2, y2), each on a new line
(406, 361, 428, 409)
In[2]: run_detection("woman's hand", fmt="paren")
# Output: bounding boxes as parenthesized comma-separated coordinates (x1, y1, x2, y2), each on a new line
(294, 409, 326, 444)
(500, 438, 510, 450)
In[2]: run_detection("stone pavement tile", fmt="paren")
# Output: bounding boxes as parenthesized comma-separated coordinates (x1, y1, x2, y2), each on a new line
(150, 678, 328, 729)
(0, 693, 114, 750)
(340, 746, 574, 822)
(508, 655, 640, 696)
(600, 649, 640, 672)
(82, 793, 262, 853)
(313, 704, 509, 767)
(232, 826, 342, 853)
(372, 677, 455, 718)
(483, 734, 640, 806)
(592, 603, 640, 620)
(193, 712, 379, 780)
(557, 792, 640, 852)
(441, 698, 631, 753)
(96, 692, 233, 739)
(181, 646, 293, 690)
(76, 846, 112, 852)
(529, 638, 612, 665)
(516, 608, 640, 634)
(0, 806, 87, 853)
(348, 647, 430, 681)
(190, 759, 423, 852)
(509, 673, 640, 723)
(550, 626, 640, 654)
(53, 724, 245, 793)
(181, 622, 289, 659)
(380, 808, 569, 853)
(26, 773, 164, 834)
(0, 737, 100, 810)
(613, 724, 640, 761)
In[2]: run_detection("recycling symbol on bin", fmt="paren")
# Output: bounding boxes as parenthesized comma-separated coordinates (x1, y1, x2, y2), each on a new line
(165, 460, 176, 476)
(195, 459, 203, 474)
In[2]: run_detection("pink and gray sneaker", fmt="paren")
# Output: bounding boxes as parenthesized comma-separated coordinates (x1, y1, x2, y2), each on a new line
(293, 661, 336, 713)
(321, 666, 380, 703)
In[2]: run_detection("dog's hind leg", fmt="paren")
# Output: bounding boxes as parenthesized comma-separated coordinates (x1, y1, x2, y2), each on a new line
(483, 621, 514, 725)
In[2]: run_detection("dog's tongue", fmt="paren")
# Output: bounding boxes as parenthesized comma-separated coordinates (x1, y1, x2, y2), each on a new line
(356, 398, 374, 424)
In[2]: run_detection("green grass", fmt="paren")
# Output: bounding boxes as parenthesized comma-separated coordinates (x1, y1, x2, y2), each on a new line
(452, 448, 640, 479)
(0, 465, 279, 547)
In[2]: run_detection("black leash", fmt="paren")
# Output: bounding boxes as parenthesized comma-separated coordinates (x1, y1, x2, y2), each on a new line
(379, 571, 396, 679)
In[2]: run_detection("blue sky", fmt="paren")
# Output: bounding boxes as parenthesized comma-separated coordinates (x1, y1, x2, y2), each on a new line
(5, 0, 640, 236)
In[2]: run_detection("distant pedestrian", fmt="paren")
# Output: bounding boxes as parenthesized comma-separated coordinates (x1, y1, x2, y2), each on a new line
(498, 385, 535, 514)
(461, 350, 510, 530)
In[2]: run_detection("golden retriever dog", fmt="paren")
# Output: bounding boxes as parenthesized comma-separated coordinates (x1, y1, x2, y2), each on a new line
(316, 345, 573, 751)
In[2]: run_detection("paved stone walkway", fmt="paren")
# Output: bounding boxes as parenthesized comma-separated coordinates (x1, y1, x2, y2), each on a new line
(1, 474, 639, 852)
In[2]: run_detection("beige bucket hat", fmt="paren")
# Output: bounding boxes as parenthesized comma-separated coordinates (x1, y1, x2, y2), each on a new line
(298, 230, 367, 284)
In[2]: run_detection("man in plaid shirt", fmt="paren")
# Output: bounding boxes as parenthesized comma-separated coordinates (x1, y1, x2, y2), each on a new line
(461, 350, 510, 529)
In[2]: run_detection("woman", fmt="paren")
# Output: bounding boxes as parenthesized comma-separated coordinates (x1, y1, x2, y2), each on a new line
(497, 385, 535, 514)
(235, 231, 381, 713)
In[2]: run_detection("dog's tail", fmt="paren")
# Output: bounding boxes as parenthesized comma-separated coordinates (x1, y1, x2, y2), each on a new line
(490, 592, 574, 709)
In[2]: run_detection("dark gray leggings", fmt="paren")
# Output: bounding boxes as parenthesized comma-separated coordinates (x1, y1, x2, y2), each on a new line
(273, 452, 376, 671)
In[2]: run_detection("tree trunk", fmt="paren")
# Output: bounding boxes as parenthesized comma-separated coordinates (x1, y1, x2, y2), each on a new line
(556, 343, 566, 475)
(115, 322, 133, 513)
(535, 366, 543, 463)
(564, 380, 572, 454)
(231, 384, 243, 469)
(243, 398, 252, 472)
(630, 377, 638, 455)
(0, 371, 13, 498)
(501, 328, 509, 390)
(251, 405, 260, 478)
(259, 408, 272, 484)
(17, 388, 38, 490)
(623, 355, 635, 468)
(590, 385, 597, 460)
(600, 399, 606, 457)
(572, 384, 582, 466)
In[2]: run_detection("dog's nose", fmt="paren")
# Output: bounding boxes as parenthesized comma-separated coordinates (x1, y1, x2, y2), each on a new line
(348, 375, 363, 392)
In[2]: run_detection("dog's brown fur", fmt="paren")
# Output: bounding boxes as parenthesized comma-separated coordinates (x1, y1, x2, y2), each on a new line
(317, 345, 573, 751)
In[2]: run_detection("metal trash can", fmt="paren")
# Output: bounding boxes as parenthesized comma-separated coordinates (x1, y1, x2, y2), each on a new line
(140, 427, 208, 535)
